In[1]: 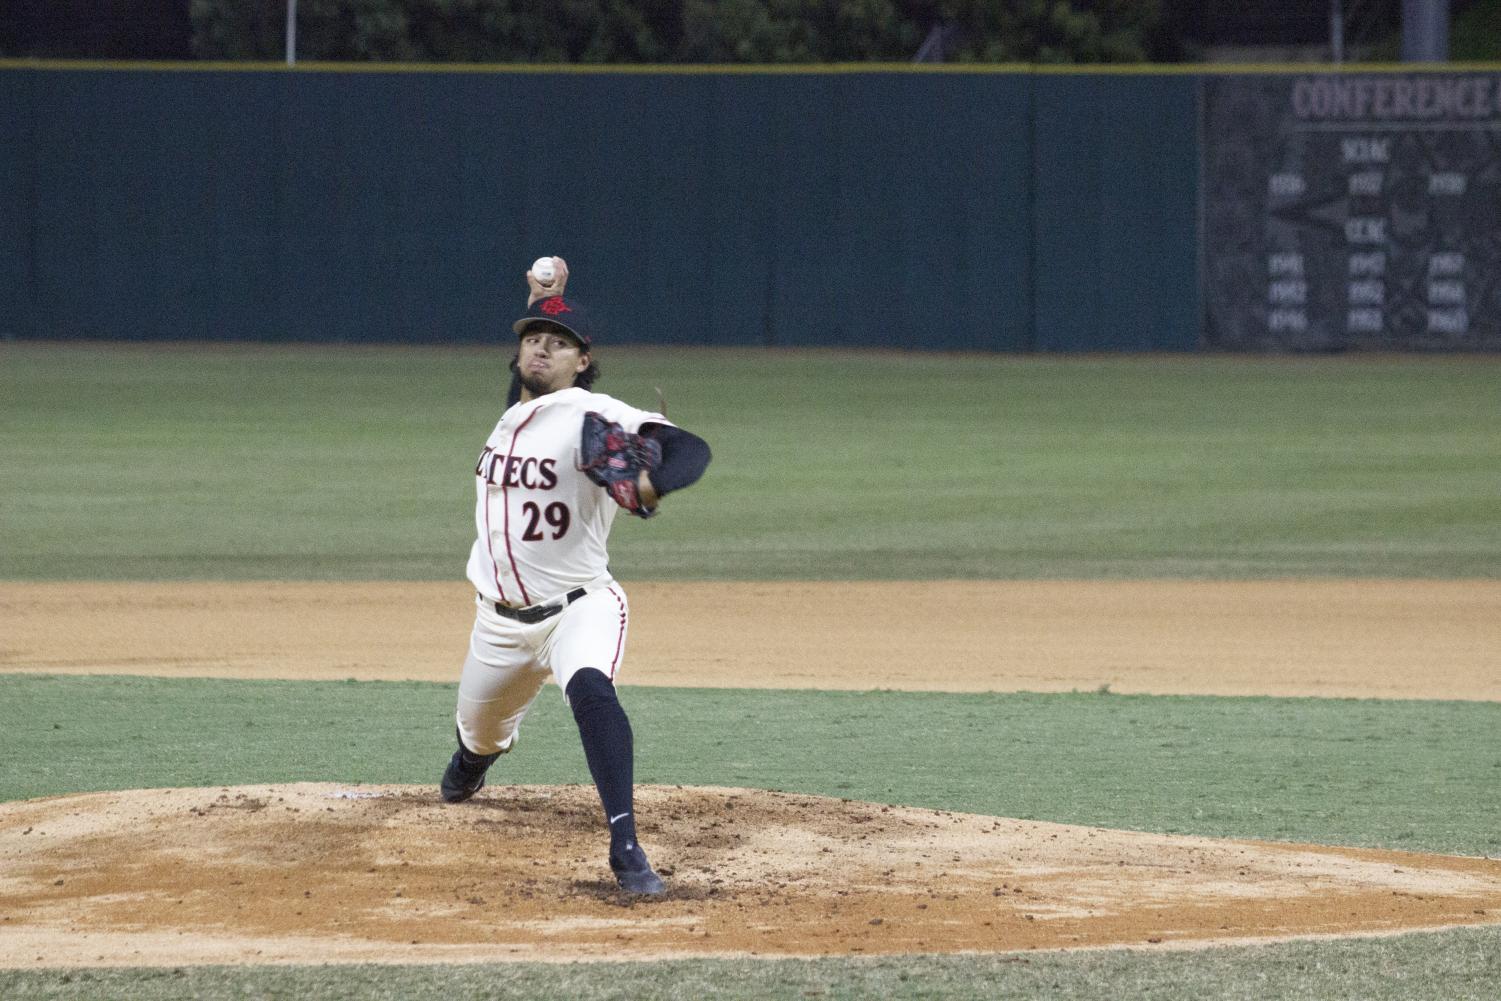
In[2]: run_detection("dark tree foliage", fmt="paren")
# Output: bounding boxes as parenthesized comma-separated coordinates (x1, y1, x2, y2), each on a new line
(184, 0, 1173, 64)
(190, 0, 677, 62)
(937, 0, 1166, 63)
(1, 0, 192, 59)
(11, 0, 1496, 65)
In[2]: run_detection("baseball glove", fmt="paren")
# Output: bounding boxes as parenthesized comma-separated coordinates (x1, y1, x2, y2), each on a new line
(578, 411, 662, 518)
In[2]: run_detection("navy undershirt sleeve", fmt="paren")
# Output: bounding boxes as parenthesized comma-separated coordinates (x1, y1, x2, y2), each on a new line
(643, 424, 711, 497)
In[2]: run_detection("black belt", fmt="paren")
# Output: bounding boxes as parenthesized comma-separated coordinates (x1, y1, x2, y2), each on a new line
(486, 587, 588, 624)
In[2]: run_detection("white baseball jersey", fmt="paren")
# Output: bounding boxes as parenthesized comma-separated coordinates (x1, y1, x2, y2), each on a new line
(466, 387, 671, 606)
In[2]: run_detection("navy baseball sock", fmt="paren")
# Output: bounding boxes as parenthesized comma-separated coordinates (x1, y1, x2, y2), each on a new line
(566, 668, 639, 850)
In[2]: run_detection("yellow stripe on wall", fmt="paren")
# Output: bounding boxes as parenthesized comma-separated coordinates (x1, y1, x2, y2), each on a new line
(3, 58, 1501, 77)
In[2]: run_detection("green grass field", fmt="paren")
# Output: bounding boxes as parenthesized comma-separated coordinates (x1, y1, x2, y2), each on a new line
(3, 343, 1498, 580)
(5, 931, 1501, 1001)
(2, 343, 1499, 999)
(3, 675, 1499, 856)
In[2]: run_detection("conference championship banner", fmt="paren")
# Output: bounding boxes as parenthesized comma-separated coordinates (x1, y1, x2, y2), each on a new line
(1203, 73, 1501, 351)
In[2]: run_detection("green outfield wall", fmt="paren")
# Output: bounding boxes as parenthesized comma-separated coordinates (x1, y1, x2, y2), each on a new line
(13, 63, 1496, 352)
(0, 63, 1201, 351)
(1031, 72, 1200, 352)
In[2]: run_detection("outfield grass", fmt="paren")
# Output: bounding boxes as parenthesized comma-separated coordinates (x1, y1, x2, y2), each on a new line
(3, 343, 1498, 580)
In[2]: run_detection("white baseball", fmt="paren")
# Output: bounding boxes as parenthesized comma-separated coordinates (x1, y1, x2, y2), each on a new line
(531, 256, 557, 286)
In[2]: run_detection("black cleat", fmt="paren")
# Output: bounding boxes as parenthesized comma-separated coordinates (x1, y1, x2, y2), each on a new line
(439, 732, 508, 803)
(609, 841, 666, 895)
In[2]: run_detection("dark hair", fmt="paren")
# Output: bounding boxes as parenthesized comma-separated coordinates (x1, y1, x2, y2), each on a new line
(505, 353, 600, 407)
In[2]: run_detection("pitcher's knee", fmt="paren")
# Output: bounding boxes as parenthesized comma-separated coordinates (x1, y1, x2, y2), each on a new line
(456, 715, 518, 757)
(566, 667, 618, 716)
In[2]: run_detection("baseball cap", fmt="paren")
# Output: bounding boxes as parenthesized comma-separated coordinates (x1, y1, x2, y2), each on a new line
(513, 296, 595, 349)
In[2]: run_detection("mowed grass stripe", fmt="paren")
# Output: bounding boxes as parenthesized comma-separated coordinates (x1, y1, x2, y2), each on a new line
(4, 674, 1498, 858)
(2, 344, 1498, 580)
(3, 927, 1501, 1001)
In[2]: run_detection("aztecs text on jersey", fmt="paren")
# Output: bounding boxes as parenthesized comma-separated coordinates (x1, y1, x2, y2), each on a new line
(465, 387, 671, 606)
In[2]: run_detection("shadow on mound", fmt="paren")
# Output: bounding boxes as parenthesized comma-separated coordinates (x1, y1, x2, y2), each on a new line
(3, 783, 1501, 968)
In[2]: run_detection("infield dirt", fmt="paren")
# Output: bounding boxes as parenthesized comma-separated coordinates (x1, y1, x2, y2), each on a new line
(3, 782, 1501, 968)
(4, 579, 1500, 699)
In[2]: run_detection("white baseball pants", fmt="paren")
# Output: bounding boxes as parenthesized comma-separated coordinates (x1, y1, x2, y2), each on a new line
(454, 583, 630, 756)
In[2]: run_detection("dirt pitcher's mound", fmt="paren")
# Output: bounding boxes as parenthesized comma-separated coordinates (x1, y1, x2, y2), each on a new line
(2, 784, 1500, 969)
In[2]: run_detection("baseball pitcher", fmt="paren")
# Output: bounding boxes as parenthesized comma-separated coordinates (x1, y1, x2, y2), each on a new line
(440, 257, 712, 895)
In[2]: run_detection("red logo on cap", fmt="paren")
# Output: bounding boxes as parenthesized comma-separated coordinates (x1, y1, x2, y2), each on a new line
(540, 297, 572, 316)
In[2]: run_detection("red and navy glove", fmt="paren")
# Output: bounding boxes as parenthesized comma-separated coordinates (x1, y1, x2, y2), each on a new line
(577, 411, 662, 517)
